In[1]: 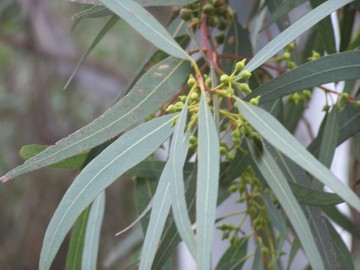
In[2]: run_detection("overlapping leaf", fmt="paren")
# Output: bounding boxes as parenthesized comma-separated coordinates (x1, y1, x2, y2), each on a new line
(243, 0, 354, 73)
(0, 57, 190, 182)
(196, 97, 220, 269)
(236, 99, 360, 211)
(39, 114, 175, 270)
(247, 140, 325, 270)
(246, 51, 360, 103)
(99, 0, 190, 60)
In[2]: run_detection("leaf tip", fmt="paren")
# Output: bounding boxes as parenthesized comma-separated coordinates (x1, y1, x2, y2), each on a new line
(1, 174, 11, 183)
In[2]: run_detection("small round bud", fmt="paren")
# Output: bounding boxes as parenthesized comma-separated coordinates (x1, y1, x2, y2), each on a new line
(322, 104, 330, 112)
(189, 91, 199, 101)
(232, 129, 240, 139)
(187, 75, 196, 87)
(282, 51, 291, 60)
(206, 16, 220, 27)
(287, 61, 297, 69)
(165, 104, 176, 113)
(287, 41, 295, 51)
(241, 70, 252, 80)
(189, 135, 197, 144)
(235, 59, 246, 72)
(220, 74, 230, 83)
(341, 92, 349, 101)
(249, 95, 261, 106)
(175, 101, 184, 110)
(226, 88, 234, 97)
(302, 89, 312, 100)
(220, 146, 227, 155)
(205, 77, 212, 87)
(202, 3, 214, 14)
(239, 83, 251, 93)
(179, 95, 187, 103)
(180, 8, 192, 21)
(355, 100, 360, 107)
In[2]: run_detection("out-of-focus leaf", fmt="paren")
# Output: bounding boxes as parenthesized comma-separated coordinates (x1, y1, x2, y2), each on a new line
(287, 236, 301, 270)
(65, 207, 91, 270)
(168, 102, 196, 257)
(247, 140, 325, 270)
(252, 246, 264, 270)
(65, 15, 119, 89)
(196, 97, 220, 269)
(20, 145, 89, 169)
(290, 182, 343, 206)
(221, 16, 252, 74)
(1, 57, 190, 182)
(310, 0, 336, 54)
(243, 0, 353, 73)
(82, 192, 105, 270)
(99, 0, 190, 60)
(326, 220, 355, 270)
(246, 51, 360, 103)
(71, 6, 113, 32)
(103, 226, 143, 268)
(236, 99, 360, 212)
(39, 115, 175, 270)
(215, 237, 248, 270)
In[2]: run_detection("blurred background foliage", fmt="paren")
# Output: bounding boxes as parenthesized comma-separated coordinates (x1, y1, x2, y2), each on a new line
(0, 0, 165, 268)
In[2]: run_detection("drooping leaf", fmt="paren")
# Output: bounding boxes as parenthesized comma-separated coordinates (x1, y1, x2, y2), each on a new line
(236, 99, 360, 212)
(20, 145, 89, 169)
(243, 0, 353, 73)
(39, 114, 175, 270)
(82, 192, 105, 270)
(168, 102, 196, 257)
(246, 51, 360, 104)
(99, 0, 190, 60)
(196, 97, 220, 270)
(65, 207, 91, 270)
(1, 57, 190, 182)
(247, 140, 325, 270)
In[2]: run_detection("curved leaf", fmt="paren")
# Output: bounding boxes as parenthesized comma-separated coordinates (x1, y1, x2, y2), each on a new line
(247, 140, 325, 270)
(99, 0, 190, 60)
(39, 114, 175, 270)
(246, 51, 360, 103)
(1, 57, 190, 182)
(82, 192, 105, 270)
(196, 97, 220, 270)
(168, 102, 196, 257)
(243, 0, 353, 73)
(236, 99, 360, 212)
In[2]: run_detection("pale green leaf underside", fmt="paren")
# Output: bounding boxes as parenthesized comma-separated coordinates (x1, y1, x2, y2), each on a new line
(196, 97, 220, 269)
(169, 102, 196, 257)
(39, 115, 175, 270)
(99, 0, 190, 60)
(82, 192, 105, 270)
(236, 99, 360, 212)
(246, 51, 360, 103)
(247, 141, 324, 270)
(243, 0, 354, 73)
(1, 57, 190, 182)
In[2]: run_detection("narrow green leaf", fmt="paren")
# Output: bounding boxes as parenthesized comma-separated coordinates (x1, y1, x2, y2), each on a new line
(65, 15, 119, 89)
(20, 145, 89, 169)
(286, 236, 301, 270)
(168, 102, 196, 257)
(39, 115, 175, 270)
(196, 97, 220, 270)
(1, 57, 190, 182)
(247, 140, 325, 270)
(82, 192, 105, 270)
(65, 207, 91, 270)
(246, 51, 360, 103)
(252, 246, 264, 270)
(236, 99, 360, 212)
(99, 0, 190, 60)
(243, 0, 354, 73)
(289, 182, 343, 206)
(325, 220, 355, 270)
(71, 6, 113, 32)
(215, 238, 248, 270)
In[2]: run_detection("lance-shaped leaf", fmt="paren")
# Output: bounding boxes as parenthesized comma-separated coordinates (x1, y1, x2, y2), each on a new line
(168, 102, 196, 257)
(247, 140, 325, 270)
(246, 51, 360, 103)
(39, 114, 175, 270)
(196, 97, 220, 269)
(82, 192, 105, 270)
(99, 0, 190, 60)
(243, 0, 353, 73)
(1, 57, 190, 182)
(215, 237, 248, 270)
(236, 99, 360, 212)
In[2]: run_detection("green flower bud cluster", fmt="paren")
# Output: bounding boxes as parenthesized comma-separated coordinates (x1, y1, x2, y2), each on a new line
(308, 50, 321, 62)
(288, 89, 312, 106)
(217, 223, 245, 248)
(189, 135, 198, 150)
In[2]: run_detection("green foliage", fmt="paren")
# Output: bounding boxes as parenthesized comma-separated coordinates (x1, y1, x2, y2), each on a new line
(2, 0, 360, 269)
